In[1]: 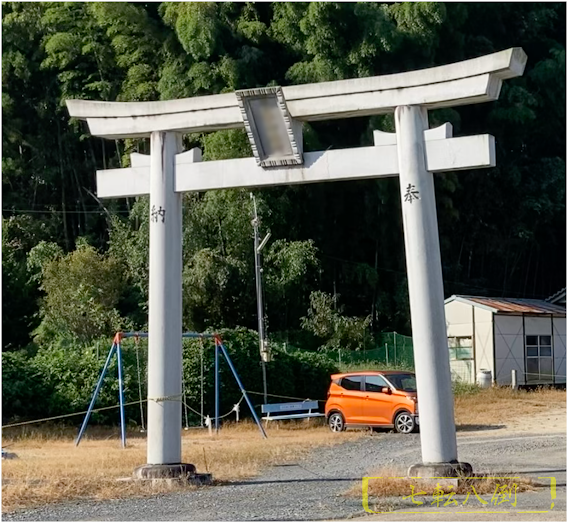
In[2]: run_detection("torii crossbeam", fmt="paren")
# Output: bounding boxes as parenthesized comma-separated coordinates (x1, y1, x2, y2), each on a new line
(67, 48, 526, 480)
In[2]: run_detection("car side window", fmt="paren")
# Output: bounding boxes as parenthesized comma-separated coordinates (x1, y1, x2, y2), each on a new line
(340, 376, 362, 391)
(364, 375, 389, 393)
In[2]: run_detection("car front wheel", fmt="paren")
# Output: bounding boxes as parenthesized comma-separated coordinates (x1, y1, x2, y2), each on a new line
(394, 411, 416, 434)
(328, 412, 346, 432)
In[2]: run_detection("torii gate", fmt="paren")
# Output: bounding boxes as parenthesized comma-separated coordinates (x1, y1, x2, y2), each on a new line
(67, 48, 526, 480)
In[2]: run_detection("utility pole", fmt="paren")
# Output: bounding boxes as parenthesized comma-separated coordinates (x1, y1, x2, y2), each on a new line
(251, 194, 271, 404)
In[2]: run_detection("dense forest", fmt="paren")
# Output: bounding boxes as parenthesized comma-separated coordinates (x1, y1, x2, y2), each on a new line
(3, 2, 566, 356)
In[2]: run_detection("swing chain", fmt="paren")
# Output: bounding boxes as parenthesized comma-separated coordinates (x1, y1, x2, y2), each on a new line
(134, 334, 146, 432)
(181, 342, 190, 430)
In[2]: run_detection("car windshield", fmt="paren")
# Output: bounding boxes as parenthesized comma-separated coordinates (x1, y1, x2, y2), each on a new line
(386, 373, 417, 392)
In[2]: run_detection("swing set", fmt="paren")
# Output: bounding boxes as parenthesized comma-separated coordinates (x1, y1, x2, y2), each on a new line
(75, 332, 267, 447)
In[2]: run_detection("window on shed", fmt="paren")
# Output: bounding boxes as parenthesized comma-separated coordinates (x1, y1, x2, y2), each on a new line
(448, 336, 473, 360)
(525, 335, 553, 383)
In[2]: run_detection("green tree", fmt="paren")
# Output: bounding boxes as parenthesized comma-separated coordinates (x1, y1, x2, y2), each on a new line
(301, 291, 371, 351)
(33, 241, 126, 343)
(2, 2, 565, 353)
(264, 239, 320, 332)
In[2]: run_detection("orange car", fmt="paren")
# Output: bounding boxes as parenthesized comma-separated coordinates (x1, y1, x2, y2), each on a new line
(324, 371, 419, 434)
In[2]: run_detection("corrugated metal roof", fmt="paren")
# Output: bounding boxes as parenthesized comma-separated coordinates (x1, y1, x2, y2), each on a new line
(447, 295, 566, 315)
(546, 287, 566, 304)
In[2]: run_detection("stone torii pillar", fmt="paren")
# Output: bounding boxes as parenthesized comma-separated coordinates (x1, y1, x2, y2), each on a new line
(67, 48, 526, 479)
(395, 107, 459, 472)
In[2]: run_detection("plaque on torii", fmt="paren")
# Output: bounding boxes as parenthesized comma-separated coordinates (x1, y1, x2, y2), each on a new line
(67, 48, 526, 480)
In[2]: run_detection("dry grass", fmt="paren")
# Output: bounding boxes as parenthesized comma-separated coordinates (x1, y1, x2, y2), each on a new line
(357, 467, 535, 498)
(1, 420, 361, 512)
(351, 466, 537, 514)
(454, 386, 566, 428)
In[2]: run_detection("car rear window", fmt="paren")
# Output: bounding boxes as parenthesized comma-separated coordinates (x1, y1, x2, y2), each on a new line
(340, 376, 362, 391)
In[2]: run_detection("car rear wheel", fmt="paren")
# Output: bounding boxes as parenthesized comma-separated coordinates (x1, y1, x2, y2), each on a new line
(328, 412, 345, 432)
(394, 411, 415, 434)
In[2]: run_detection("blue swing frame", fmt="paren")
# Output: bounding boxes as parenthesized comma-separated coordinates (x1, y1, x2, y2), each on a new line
(75, 332, 266, 447)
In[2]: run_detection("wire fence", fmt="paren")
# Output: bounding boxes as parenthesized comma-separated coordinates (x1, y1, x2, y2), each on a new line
(287, 332, 415, 370)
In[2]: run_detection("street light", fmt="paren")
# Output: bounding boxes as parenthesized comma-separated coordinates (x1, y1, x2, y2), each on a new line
(250, 194, 271, 404)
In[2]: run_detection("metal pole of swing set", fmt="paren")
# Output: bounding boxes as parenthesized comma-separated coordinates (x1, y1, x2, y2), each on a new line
(116, 340, 127, 448)
(251, 193, 269, 405)
(215, 339, 219, 434)
(75, 341, 117, 446)
(75, 333, 127, 448)
(217, 341, 267, 439)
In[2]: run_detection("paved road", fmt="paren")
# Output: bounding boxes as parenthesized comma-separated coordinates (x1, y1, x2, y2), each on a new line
(4, 430, 566, 521)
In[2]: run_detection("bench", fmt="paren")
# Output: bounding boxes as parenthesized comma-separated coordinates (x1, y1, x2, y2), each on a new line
(261, 400, 325, 424)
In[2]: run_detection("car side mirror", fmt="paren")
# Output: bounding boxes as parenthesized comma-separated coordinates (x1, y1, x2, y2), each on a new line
(381, 387, 392, 394)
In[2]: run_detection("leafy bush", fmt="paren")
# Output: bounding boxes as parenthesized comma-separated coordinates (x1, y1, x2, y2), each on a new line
(34, 343, 121, 422)
(1, 350, 49, 421)
(182, 327, 338, 423)
(32, 242, 126, 344)
(301, 291, 371, 351)
(452, 380, 482, 396)
(2, 328, 339, 426)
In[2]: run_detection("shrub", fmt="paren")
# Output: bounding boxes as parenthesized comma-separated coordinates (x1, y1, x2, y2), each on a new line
(2, 337, 142, 426)
(452, 379, 482, 396)
(33, 242, 126, 344)
(1, 350, 49, 422)
(181, 327, 337, 422)
(301, 291, 371, 351)
(2, 328, 339, 427)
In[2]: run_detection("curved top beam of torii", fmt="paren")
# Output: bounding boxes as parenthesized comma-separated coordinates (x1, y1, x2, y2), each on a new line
(66, 48, 526, 139)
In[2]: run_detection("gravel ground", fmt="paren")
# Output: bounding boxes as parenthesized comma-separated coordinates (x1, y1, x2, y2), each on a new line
(4, 430, 566, 521)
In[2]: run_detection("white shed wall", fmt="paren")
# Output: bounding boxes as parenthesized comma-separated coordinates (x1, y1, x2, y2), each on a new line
(524, 316, 551, 335)
(553, 317, 566, 384)
(494, 315, 525, 385)
(445, 301, 474, 337)
(445, 301, 475, 382)
(473, 307, 494, 380)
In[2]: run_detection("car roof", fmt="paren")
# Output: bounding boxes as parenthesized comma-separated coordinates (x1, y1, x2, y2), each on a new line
(331, 370, 414, 379)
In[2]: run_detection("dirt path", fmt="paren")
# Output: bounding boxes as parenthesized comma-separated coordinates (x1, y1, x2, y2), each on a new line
(457, 406, 566, 439)
(499, 406, 566, 434)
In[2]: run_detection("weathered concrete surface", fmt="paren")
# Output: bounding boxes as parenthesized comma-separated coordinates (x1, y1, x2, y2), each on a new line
(95, 135, 495, 198)
(66, 48, 526, 138)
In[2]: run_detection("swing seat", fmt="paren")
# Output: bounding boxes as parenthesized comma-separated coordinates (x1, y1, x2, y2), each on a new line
(261, 401, 324, 423)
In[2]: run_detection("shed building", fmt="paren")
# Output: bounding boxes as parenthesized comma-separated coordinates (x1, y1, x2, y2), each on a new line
(444, 295, 566, 386)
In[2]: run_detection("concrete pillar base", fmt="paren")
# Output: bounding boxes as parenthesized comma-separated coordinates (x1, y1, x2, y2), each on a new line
(133, 463, 212, 485)
(408, 461, 473, 479)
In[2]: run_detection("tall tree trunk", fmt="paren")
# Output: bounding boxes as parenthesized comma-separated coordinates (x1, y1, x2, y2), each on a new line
(532, 250, 540, 297)
(371, 239, 379, 331)
(102, 138, 107, 170)
(56, 120, 70, 250)
(523, 245, 533, 296)
(456, 237, 465, 278)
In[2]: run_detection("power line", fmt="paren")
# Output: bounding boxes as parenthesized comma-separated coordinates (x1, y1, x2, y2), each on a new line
(2, 209, 129, 215)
